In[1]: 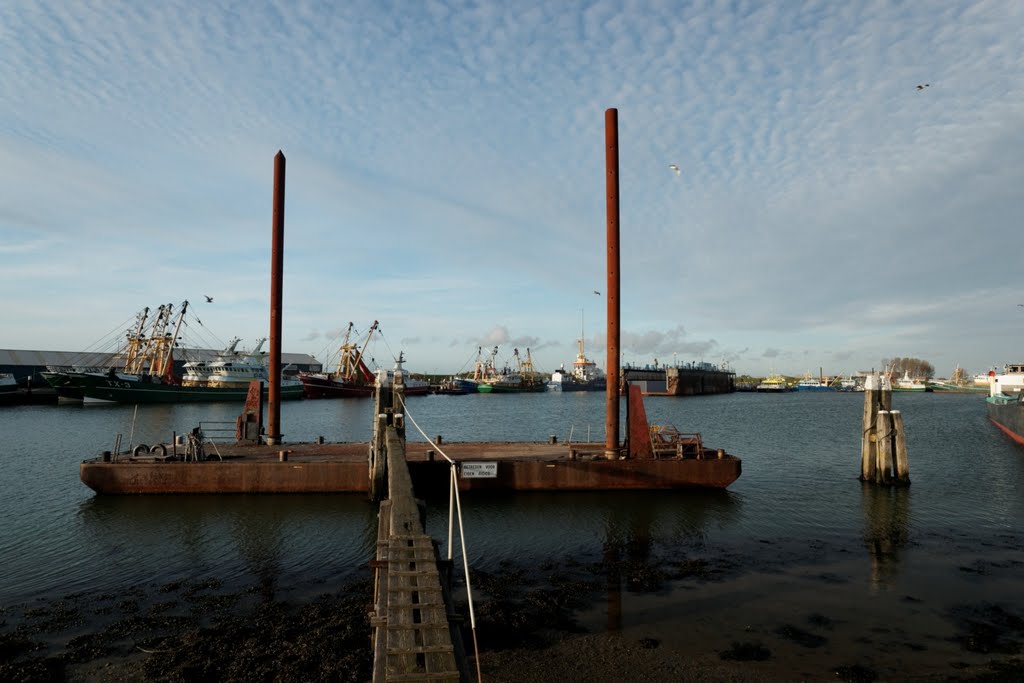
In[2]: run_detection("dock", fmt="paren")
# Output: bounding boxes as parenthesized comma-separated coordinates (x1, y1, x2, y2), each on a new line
(370, 407, 467, 681)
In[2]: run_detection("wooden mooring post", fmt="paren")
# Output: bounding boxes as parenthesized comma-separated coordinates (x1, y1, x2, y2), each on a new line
(860, 373, 910, 486)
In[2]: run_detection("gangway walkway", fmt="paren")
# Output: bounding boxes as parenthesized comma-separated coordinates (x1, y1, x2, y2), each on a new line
(369, 371, 470, 682)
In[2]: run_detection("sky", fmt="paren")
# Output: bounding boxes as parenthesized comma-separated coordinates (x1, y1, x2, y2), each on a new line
(1, 1, 1022, 378)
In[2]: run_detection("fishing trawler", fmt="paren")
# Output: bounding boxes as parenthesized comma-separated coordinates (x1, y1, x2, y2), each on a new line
(893, 370, 930, 392)
(42, 302, 304, 403)
(299, 321, 385, 398)
(929, 365, 989, 394)
(299, 331, 431, 398)
(474, 346, 546, 393)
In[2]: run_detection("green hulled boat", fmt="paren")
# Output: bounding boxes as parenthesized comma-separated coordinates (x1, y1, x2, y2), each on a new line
(472, 346, 547, 393)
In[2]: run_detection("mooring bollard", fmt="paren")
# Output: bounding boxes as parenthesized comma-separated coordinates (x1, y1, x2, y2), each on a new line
(436, 435, 443, 445)
(550, 435, 558, 444)
(860, 373, 909, 486)
(875, 411, 893, 485)
(279, 450, 288, 462)
(316, 435, 325, 445)
(891, 410, 910, 484)
(861, 376, 879, 481)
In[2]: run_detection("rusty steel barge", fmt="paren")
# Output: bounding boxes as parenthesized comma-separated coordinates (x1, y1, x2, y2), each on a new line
(78, 134, 741, 496)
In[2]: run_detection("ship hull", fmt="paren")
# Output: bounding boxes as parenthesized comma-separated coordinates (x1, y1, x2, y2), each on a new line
(477, 382, 546, 393)
(547, 379, 606, 392)
(987, 396, 1024, 446)
(298, 374, 374, 399)
(64, 372, 304, 404)
(623, 366, 735, 396)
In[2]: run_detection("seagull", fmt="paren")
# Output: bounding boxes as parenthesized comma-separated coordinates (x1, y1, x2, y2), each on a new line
(916, 84, 930, 91)
(593, 290, 601, 295)
(669, 164, 681, 175)
(204, 295, 214, 303)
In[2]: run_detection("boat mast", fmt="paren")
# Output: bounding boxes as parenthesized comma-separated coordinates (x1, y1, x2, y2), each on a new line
(129, 304, 166, 375)
(122, 306, 150, 373)
(351, 320, 379, 381)
(158, 300, 189, 382)
(148, 304, 176, 376)
(334, 323, 355, 377)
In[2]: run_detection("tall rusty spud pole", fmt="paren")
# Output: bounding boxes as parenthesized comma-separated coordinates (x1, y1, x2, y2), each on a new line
(605, 109, 621, 460)
(268, 150, 285, 445)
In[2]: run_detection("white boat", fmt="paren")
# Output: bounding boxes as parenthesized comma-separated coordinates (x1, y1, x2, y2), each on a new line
(990, 363, 1024, 396)
(548, 338, 606, 392)
(181, 337, 242, 386)
(837, 374, 861, 391)
(378, 353, 431, 396)
(893, 371, 930, 392)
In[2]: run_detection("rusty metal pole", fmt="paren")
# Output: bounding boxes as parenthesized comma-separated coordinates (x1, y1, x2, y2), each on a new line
(267, 150, 285, 445)
(604, 109, 621, 460)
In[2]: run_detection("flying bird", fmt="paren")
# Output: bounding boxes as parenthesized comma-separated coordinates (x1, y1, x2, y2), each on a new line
(669, 164, 681, 175)
(204, 295, 214, 303)
(916, 84, 930, 91)
(593, 290, 601, 295)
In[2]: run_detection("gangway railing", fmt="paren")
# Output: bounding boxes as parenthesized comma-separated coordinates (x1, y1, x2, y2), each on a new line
(397, 394, 482, 683)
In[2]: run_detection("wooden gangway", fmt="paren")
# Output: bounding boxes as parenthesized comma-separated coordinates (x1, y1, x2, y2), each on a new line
(369, 387, 468, 682)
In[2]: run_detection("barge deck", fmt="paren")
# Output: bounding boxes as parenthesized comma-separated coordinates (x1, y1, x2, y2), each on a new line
(80, 440, 741, 494)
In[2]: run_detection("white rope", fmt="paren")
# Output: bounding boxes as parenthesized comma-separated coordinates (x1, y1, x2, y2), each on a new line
(397, 394, 482, 683)
(398, 394, 456, 464)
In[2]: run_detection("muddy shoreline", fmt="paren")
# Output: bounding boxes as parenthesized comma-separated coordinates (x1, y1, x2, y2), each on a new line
(4, 542, 1024, 682)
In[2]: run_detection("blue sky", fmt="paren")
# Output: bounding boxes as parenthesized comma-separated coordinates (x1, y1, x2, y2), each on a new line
(1, 0, 1022, 377)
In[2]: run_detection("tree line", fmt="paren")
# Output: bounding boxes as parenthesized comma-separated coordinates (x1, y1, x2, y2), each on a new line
(882, 357, 935, 379)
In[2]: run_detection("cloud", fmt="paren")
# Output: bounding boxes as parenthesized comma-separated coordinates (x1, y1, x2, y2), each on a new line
(0, 1, 1020, 377)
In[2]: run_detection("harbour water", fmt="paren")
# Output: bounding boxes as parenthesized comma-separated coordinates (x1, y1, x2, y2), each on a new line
(2, 391, 1023, 678)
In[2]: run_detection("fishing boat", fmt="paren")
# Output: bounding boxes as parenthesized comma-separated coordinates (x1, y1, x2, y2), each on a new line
(837, 374, 862, 392)
(474, 346, 546, 393)
(755, 372, 790, 392)
(435, 376, 477, 395)
(928, 366, 989, 394)
(548, 337, 606, 392)
(44, 303, 304, 403)
(299, 322, 379, 398)
(793, 368, 835, 391)
(892, 370, 931, 392)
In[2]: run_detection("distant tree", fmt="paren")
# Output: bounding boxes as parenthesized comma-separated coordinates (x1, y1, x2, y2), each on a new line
(881, 357, 935, 379)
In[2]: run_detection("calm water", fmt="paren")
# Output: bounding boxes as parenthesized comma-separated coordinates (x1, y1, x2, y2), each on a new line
(2, 391, 1023, 657)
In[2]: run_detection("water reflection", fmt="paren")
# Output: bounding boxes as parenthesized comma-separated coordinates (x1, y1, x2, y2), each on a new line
(74, 495, 378, 599)
(861, 484, 911, 591)
(598, 490, 740, 631)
